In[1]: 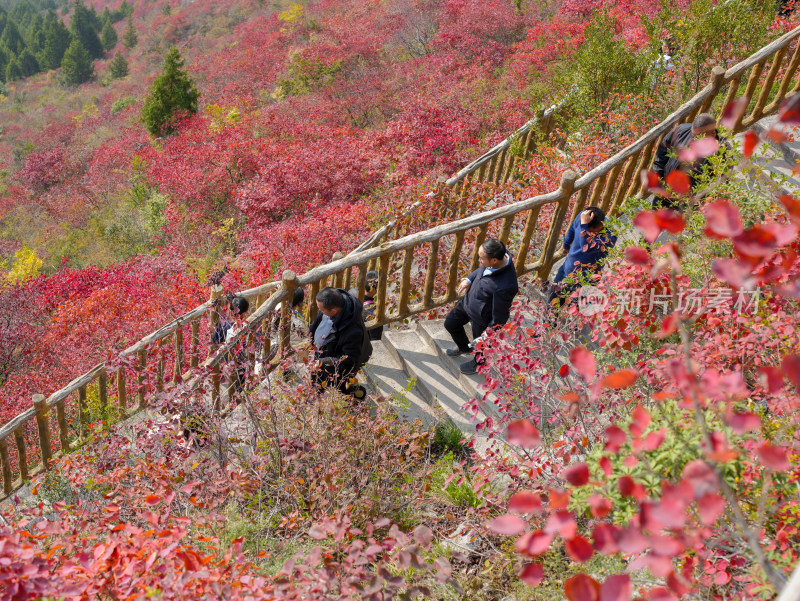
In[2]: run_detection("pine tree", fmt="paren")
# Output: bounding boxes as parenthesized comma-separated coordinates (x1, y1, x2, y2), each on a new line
(61, 37, 93, 84)
(108, 51, 127, 79)
(119, 0, 134, 18)
(100, 19, 117, 52)
(69, 0, 102, 59)
(1, 19, 25, 54)
(122, 15, 137, 50)
(17, 48, 39, 76)
(27, 14, 45, 54)
(141, 46, 199, 137)
(5, 56, 22, 81)
(0, 47, 9, 83)
(42, 17, 70, 70)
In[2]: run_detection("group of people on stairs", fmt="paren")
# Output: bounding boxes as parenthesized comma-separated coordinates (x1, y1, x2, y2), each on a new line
(211, 112, 722, 396)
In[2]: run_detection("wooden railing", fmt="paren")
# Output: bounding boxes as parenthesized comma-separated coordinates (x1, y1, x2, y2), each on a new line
(2, 25, 799, 500)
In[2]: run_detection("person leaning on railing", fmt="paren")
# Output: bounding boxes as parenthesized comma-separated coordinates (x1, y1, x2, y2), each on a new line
(444, 238, 519, 375)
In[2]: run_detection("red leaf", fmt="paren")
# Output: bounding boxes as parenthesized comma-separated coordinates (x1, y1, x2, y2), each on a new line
(564, 463, 590, 486)
(711, 258, 754, 288)
(559, 364, 571, 378)
(703, 200, 744, 239)
(657, 312, 680, 339)
(618, 476, 636, 498)
(507, 419, 541, 448)
(308, 524, 327, 540)
(519, 562, 544, 586)
(630, 405, 651, 433)
(566, 535, 594, 562)
(779, 93, 800, 125)
(144, 495, 160, 506)
(720, 97, 748, 129)
(600, 574, 632, 601)
(697, 493, 726, 525)
(605, 425, 627, 453)
(640, 169, 664, 194)
(601, 369, 638, 390)
(508, 491, 543, 515)
(778, 194, 800, 223)
(744, 130, 759, 158)
(725, 410, 761, 433)
(665, 170, 691, 195)
(488, 514, 527, 535)
(565, 573, 601, 601)
(570, 346, 596, 381)
(633, 211, 661, 243)
(589, 495, 612, 518)
(758, 444, 790, 470)
(682, 460, 717, 498)
(545, 511, 577, 538)
(733, 226, 778, 258)
(689, 136, 720, 159)
(655, 209, 686, 234)
(414, 525, 433, 548)
(781, 354, 800, 389)
(624, 246, 651, 266)
(515, 530, 553, 557)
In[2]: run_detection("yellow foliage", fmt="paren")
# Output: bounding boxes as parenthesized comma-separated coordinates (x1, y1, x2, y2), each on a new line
(205, 104, 242, 132)
(7, 246, 43, 283)
(278, 3, 304, 23)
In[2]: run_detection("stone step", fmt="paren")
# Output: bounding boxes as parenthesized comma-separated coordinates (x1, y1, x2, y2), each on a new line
(382, 328, 488, 436)
(362, 339, 439, 427)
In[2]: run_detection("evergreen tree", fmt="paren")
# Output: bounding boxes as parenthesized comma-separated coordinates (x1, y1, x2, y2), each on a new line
(42, 16, 69, 69)
(17, 47, 38, 75)
(5, 56, 21, 81)
(26, 13, 44, 54)
(141, 46, 199, 137)
(0, 47, 8, 83)
(68, 0, 102, 59)
(119, 0, 134, 19)
(100, 18, 116, 52)
(61, 37, 92, 84)
(1, 19, 25, 54)
(108, 50, 127, 78)
(122, 15, 136, 50)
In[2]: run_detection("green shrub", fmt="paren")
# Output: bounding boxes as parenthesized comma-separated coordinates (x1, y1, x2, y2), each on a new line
(111, 94, 137, 113)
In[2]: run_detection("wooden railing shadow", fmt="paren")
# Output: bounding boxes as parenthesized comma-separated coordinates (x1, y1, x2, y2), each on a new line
(2, 25, 799, 500)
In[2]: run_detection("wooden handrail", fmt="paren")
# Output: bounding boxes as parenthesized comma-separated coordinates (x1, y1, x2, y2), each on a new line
(2, 26, 799, 499)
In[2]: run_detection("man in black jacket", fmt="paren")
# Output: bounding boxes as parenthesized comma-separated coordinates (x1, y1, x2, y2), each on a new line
(309, 287, 372, 393)
(652, 112, 719, 209)
(444, 238, 519, 375)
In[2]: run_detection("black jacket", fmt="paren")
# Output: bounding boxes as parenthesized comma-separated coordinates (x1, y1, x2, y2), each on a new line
(652, 123, 693, 180)
(462, 255, 519, 330)
(309, 289, 372, 374)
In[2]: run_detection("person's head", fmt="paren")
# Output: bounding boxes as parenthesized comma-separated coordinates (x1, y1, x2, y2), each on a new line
(230, 296, 249, 317)
(316, 287, 346, 318)
(292, 287, 305, 308)
(585, 206, 606, 232)
(661, 36, 675, 55)
(365, 270, 379, 297)
(478, 238, 508, 269)
(691, 113, 718, 139)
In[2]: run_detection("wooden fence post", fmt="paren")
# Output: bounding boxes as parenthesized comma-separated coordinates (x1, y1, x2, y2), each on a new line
(33, 394, 52, 471)
(14, 428, 27, 482)
(0, 439, 12, 494)
(209, 285, 224, 354)
(280, 271, 299, 353)
(537, 170, 577, 280)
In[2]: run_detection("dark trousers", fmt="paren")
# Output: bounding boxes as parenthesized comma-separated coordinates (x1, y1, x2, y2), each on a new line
(547, 263, 574, 309)
(444, 299, 487, 352)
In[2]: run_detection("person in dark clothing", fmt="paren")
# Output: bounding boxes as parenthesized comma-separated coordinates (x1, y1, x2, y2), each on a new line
(309, 287, 373, 394)
(547, 207, 617, 309)
(210, 295, 250, 394)
(651, 112, 719, 209)
(444, 238, 519, 375)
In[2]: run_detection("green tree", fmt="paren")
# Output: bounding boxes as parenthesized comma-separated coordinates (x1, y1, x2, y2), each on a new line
(100, 19, 116, 52)
(42, 16, 70, 69)
(60, 37, 93, 84)
(5, 56, 21, 81)
(141, 46, 199, 136)
(17, 47, 38, 76)
(118, 0, 134, 18)
(1, 19, 25, 54)
(68, 0, 102, 59)
(26, 13, 45, 54)
(108, 50, 127, 79)
(0, 46, 8, 83)
(121, 15, 137, 50)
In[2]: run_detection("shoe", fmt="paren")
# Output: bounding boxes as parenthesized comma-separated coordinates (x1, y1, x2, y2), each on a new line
(446, 347, 470, 357)
(459, 358, 479, 375)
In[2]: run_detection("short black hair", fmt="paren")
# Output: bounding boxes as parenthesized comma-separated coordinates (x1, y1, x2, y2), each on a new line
(586, 206, 606, 230)
(365, 270, 379, 295)
(481, 238, 507, 261)
(316, 287, 346, 309)
(230, 296, 249, 316)
(292, 287, 305, 307)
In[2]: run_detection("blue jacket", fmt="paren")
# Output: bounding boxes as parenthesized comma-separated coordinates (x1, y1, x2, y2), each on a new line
(463, 255, 519, 330)
(560, 216, 617, 280)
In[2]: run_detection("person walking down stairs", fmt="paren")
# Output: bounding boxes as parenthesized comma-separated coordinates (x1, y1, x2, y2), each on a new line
(444, 238, 519, 375)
